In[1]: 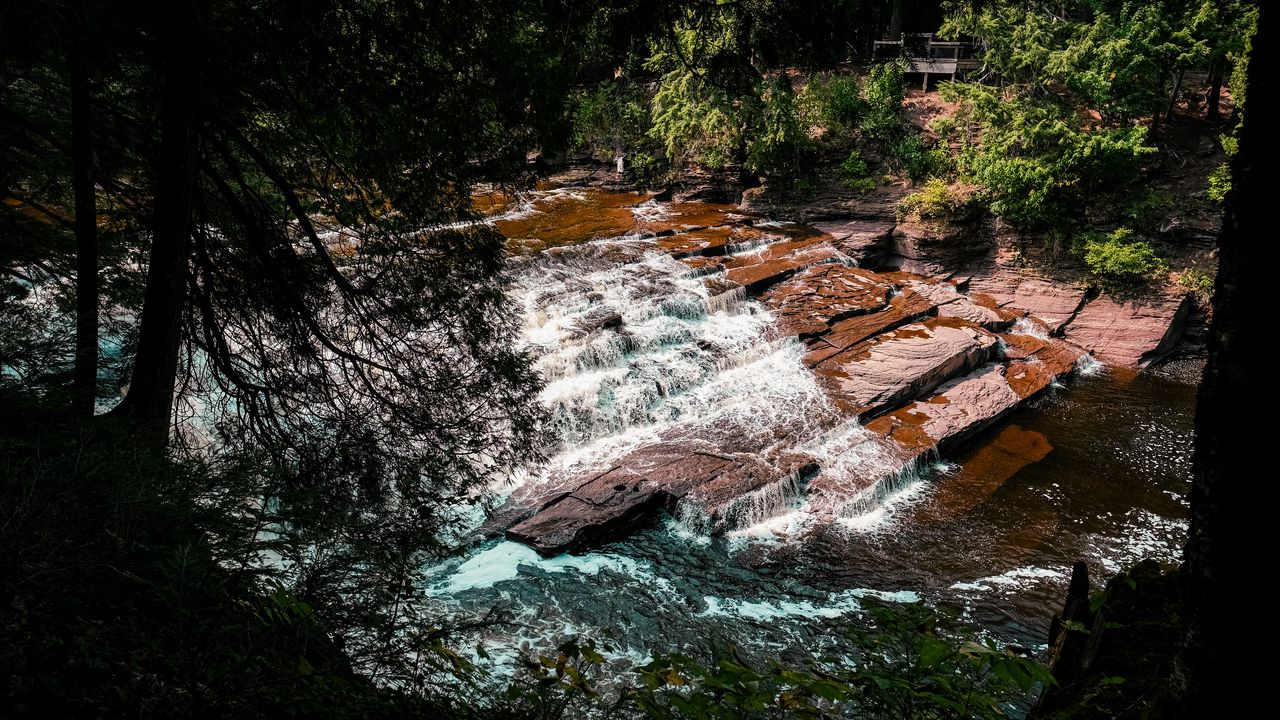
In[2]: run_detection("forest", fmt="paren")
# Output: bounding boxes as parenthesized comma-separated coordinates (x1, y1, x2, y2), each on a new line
(0, 1, 1266, 717)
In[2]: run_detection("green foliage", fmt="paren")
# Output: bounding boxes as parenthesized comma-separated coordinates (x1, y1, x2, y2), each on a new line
(745, 78, 814, 179)
(797, 74, 865, 134)
(572, 78, 652, 161)
(627, 603, 1053, 720)
(839, 150, 875, 194)
(650, 70, 742, 171)
(941, 83, 1156, 228)
(859, 61, 906, 141)
(894, 135, 949, 183)
(1083, 229, 1167, 286)
(1177, 266, 1216, 303)
(900, 178, 963, 220)
(1206, 163, 1232, 203)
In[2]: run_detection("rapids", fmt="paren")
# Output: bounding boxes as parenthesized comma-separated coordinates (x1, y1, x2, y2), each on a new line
(422, 187, 1193, 688)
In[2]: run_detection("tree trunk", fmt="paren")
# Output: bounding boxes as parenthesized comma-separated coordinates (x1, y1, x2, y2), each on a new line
(69, 30, 98, 418)
(114, 0, 201, 445)
(888, 0, 905, 39)
(1165, 69, 1184, 121)
(1174, 6, 1270, 715)
(1206, 64, 1223, 122)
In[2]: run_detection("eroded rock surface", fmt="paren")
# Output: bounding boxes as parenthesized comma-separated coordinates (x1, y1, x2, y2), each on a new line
(488, 187, 1189, 555)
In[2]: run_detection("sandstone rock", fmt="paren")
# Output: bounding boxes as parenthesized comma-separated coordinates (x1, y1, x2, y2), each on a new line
(999, 333, 1086, 398)
(866, 364, 1021, 452)
(967, 268, 1088, 333)
(886, 219, 989, 276)
(813, 319, 1000, 418)
(1062, 290, 1192, 366)
(810, 220, 895, 264)
(723, 240, 844, 293)
(803, 289, 937, 366)
(759, 265, 892, 336)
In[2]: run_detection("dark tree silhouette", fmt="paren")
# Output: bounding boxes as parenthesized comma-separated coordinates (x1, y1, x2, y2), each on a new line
(1176, 2, 1270, 713)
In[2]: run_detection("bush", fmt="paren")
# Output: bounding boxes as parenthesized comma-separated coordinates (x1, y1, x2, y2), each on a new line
(1083, 228, 1167, 285)
(899, 177, 961, 219)
(745, 78, 814, 179)
(572, 78, 652, 162)
(1206, 163, 1231, 203)
(650, 70, 741, 170)
(893, 134, 950, 182)
(797, 73, 865, 133)
(840, 149, 875, 193)
(860, 61, 906, 141)
(1177, 266, 1216, 303)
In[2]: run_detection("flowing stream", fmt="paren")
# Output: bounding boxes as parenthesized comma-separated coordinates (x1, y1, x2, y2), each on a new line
(421, 187, 1194, 684)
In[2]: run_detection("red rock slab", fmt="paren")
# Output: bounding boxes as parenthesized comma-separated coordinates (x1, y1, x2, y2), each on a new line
(657, 225, 773, 259)
(887, 272, 1012, 331)
(813, 318, 1000, 418)
(759, 265, 893, 336)
(810, 220, 895, 263)
(803, 289, 936, 367)
(915, 424, 1053, 524)
(678, 451, 819, 534)
(723, 241, 844, 293)
(504, 438, 816, 554)
(866, 364, 1021, 453)
(1061, 290, 1192, 366)
(497, 191, 646, 252)
(966, 269, 1088, 333)
(999, 332, 1087, 399)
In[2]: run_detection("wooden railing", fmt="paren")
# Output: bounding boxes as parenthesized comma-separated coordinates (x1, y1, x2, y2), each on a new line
(873, 33, 982, 85)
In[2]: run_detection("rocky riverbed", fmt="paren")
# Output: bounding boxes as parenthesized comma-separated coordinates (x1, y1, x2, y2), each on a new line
(478, 182, 1191, 556)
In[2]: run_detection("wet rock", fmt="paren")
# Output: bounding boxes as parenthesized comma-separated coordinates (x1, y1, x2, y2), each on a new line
(866, 364, 1021, 452)
(803, 289, 936, 367)
(723, 240, 844, 293)
(813, 318, 1000, 418)
(999, 333, 1086, 399)
(759, 265, 892, 336)
(966, 268, 1089, 333)
(1062, 290, 1192, 366)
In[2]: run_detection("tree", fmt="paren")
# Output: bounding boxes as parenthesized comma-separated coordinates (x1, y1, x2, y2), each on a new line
(1175, 1, 1269, 713)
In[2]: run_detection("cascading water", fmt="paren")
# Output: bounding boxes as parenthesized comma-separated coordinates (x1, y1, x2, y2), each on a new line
(423, 188, 1195, 692)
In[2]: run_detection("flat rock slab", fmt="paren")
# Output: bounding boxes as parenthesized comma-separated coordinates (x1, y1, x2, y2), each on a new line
(504, 439, 812, 555)
(759, 265, 892, 336)
(999, 333, 1086, 399)
(803, 289, 937, 367)
(813, 318, 999, 418)
(865, 364, 1021, 453)
(657, 225, 771, 259)
(886, 272, 1014, 331)
(723, 239, 844, 293)
(1062, 291, 1192, 366)
(967, 268, 1088, 333)
(810, 220, 895, 264)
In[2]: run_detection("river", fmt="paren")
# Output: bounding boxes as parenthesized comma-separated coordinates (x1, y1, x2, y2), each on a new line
(420, 186, 1195, 687)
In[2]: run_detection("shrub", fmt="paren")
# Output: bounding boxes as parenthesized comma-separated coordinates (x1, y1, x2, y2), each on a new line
(899, 177, 960, 219)
(650, 70, 741, 170)
(840, 149, 875, 193)
(1083, 228, 1167, 285)
(797, 73, 866, 133)
(1177, 266, 1216, 303)
(860, 61, 906, 140)
(745, 78, 814, 179)
(1206, 163, 1231, 203)
(572, 78, 651, 161)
